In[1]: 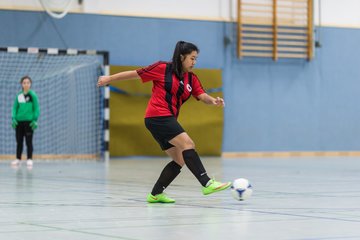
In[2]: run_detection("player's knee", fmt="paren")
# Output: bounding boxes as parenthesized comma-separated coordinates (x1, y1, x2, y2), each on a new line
(182, 139, 195, 150)
(170, 134, 195, 150)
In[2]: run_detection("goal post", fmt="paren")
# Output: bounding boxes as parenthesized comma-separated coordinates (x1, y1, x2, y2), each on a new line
(0, 47, 109, 161)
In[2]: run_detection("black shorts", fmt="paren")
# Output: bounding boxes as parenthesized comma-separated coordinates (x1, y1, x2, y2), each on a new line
(144, 116, 185, 150)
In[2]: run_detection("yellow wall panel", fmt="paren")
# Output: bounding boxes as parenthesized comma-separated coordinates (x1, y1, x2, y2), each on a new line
(109, 65, 223, 156)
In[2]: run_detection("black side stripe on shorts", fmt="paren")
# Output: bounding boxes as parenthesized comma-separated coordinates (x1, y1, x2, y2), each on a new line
(182, 72, 193, 104)
(165, 63, 175, 116)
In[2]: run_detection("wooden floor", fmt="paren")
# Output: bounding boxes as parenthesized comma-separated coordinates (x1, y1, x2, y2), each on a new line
(1, 156, 360, 240)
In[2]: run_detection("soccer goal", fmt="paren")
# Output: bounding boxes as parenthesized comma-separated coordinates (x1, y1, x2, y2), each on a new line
(0, 47, 109, 161)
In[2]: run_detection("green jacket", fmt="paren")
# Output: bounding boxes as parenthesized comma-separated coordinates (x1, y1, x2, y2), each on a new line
(12, 90, 40, 122)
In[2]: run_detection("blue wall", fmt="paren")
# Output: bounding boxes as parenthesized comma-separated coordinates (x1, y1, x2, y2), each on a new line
(2, 10, 360, 152)
(223, 26, 360, 152)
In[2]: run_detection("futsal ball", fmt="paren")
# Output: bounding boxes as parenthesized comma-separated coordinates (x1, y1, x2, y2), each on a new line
(231, 178, 253, 201)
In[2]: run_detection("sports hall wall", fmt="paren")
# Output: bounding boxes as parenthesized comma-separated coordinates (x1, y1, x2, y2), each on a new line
(1, 1, 360, 155)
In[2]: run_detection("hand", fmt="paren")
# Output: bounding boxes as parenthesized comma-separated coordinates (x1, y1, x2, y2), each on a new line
(97, 76, 111, 87)
(12, 119, 18, 129)
(30, 121, 37, 130)
(213, 97, 225, 107)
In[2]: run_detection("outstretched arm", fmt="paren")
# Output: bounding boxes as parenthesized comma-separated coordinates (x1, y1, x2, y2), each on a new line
(97, 70, 139, 87)
(197, 93, 225, 107)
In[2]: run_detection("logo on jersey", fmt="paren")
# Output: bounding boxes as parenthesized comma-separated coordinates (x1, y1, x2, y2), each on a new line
(186, 84, 192, 92)
(18, 94, 26, 103)
(18, 94, 31, 103)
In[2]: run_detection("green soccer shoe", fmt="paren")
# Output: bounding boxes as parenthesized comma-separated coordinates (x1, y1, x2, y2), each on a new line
(146, 193, 175, 203)
(202, 179, 232, 195)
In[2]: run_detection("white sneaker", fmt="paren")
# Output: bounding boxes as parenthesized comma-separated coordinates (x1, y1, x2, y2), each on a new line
(11, 159, 21, 166)
(27, 159, 33, 167)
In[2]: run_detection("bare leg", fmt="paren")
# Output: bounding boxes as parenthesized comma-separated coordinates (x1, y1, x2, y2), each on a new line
(168, 132, 195, 151)
(165, 147, 185, 167)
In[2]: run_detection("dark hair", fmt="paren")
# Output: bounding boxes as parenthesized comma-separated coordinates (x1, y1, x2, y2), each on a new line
(171, 41, 199, 81)
(20, 76, 32, 84)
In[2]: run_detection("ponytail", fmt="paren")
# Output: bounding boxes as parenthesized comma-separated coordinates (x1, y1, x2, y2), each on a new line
(171, 41, 199, 81)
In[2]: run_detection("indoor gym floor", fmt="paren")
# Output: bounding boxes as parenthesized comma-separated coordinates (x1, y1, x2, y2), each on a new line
(0, 156, 359, 240)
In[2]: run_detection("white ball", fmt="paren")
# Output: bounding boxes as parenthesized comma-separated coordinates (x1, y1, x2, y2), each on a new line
(231, 178, 253, 201)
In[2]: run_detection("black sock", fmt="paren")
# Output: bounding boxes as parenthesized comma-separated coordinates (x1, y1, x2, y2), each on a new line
(151, 161, 182, 196)
(182, 149, 211, 187)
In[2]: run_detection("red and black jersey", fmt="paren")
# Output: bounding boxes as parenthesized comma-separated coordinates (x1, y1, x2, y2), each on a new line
(136, 61, 205, 118)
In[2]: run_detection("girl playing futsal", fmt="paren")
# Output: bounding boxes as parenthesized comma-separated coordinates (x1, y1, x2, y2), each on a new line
(97, 41, 231, 203)
(11, 76, 40, 168)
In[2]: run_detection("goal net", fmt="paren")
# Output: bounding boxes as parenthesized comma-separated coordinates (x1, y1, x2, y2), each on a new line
(0, 47, 108, 160)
